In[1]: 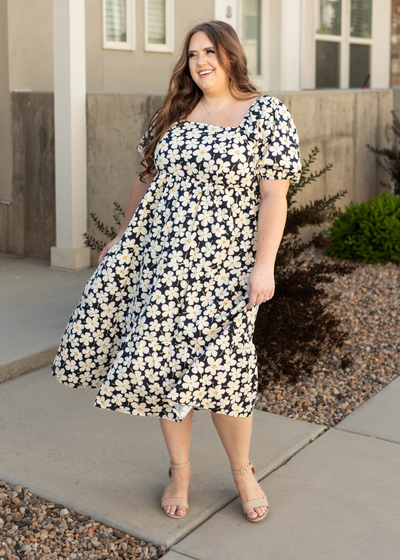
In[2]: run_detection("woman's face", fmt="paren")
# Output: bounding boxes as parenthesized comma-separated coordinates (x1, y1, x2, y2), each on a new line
(187, 31, 229, 94)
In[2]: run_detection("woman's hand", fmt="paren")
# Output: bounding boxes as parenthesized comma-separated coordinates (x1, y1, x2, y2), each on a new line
(98, 235, 122, 265)
(246, 262, 275, 310)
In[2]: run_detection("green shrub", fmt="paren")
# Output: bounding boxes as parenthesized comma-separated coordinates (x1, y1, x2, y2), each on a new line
(323, 191, 400, 264)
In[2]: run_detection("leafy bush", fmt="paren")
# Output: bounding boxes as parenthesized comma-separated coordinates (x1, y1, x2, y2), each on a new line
(253, 147, 356, 387)
(83, 202, 125, 252)
(322, 191, 400, 264)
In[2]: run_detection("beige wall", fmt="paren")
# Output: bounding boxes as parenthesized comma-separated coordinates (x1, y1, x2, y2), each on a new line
(0, 0, 12, 203)
(1, 0, 54, 203)
(7, 0, 54, 92)
(5, 0, 214, 94)
(0, 0, 213, 201)
(86, 0, 214, 94)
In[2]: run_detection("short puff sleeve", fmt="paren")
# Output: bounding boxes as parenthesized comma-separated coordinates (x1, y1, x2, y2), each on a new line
(256, 98, 302, 183)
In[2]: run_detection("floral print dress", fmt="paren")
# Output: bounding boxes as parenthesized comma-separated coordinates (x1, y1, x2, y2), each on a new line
(51, 94, 302, 423)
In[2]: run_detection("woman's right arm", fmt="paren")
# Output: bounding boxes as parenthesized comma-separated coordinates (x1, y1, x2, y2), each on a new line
(98, 169, 154, 264)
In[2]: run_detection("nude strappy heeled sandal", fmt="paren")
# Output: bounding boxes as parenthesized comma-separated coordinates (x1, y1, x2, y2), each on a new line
(231, 461, 269, 522)
(161, 460, 191, 519)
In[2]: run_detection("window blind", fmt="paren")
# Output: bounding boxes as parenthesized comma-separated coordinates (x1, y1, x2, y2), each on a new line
(350, 0, 372, 38)
(105, 0, 127, 42)
(148, 0, 166, 44)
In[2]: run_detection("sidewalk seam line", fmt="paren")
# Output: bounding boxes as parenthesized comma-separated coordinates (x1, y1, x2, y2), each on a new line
(170, 427, 328, 551)
(169, 549, 202, 560)
(333, 427, 400, 445)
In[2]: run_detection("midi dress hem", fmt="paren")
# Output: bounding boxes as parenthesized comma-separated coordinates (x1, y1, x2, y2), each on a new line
(92, 399, 255, 423)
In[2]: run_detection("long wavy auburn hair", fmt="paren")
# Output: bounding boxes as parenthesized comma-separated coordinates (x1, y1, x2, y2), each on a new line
(138, 20, 261, 182)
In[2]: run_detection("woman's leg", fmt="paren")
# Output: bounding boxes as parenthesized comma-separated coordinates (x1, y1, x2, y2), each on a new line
(211, 412, 268, 520)
(159, 407, 194, 516)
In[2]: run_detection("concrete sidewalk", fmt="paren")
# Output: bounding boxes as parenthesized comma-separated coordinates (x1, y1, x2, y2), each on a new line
(0, 253, 95, 383)
(1, 254, 399, 559)
(169, 380, 400, 559)
(0, 365, 324, 548)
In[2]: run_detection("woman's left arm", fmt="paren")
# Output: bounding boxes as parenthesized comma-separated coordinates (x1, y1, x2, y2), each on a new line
(246, 178, 290, 310)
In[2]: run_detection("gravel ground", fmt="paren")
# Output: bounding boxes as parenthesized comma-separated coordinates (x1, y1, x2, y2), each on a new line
(1, 247, 398, 559)
(254, 246, 400, 428)
(0, 485, 166, 559)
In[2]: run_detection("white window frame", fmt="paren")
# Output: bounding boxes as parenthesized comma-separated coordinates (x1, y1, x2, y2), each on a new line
(303, 0, 390, 90)
(314, 0, 347, 88)
(102, 0, 136, 51)
(237, 0, 262, 79)
(214, 0, 268, 89)
(144, 0, 174, 53)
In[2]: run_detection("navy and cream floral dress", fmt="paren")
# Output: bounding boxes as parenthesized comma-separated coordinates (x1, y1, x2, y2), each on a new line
(52, 95, 302, 423)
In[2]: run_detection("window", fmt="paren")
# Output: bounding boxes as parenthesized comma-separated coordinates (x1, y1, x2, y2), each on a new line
(102, 0, 136, 50)
(241, 0, 261, 76)
(315, 0, 342, 88)
(214, 0, 262, 78)
(349, 43, 370, 87)
(316, 0, 342, 36)
(315, 0, 372, 89)
(145, 0, 174, 53)
(316, 40, 340, 88)
(349, 0, 371, 87)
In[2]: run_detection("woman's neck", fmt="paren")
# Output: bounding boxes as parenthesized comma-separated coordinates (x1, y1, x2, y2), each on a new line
(201, 89, 235, 112)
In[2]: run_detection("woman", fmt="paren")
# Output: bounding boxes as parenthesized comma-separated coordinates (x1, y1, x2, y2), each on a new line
(52, 20, 302, 523)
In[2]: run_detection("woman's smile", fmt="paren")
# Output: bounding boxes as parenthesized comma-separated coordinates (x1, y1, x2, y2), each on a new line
(198, 69, 215, 78)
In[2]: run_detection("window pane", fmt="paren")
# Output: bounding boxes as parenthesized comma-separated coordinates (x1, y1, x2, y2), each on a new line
(316, 40, 340, 88)
(316, 0, 342, 36)
(148, 0, 166, 45)
(106, 0, 127, 42)
(350, 0, 372, 38)
(349, 44, 370, 87)
(242, 0, 261, 75)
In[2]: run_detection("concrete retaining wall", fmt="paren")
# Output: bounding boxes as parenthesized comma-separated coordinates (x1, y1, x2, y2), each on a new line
(0, 93, 56, 258)
(1, 89, 394, 266)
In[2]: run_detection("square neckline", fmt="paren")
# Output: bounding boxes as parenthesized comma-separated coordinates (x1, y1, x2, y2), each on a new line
(181, 95, 266, 130)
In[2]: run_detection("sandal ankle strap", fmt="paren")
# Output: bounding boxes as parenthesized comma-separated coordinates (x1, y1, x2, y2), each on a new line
(231, 461, 255, 476)
(168, 460, 191, 478)
(169, 460, 191, 469)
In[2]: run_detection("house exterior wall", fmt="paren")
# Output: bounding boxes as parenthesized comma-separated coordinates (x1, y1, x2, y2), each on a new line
(1, 89, 394, 265)
(1, 93, 55, 257)
(86, 0, 214, 94)
(0, 0, 12, 207)
(6, 0, 54, 93)
(4, 0, 392, 94)
(0, 0, 396, 263)
(5, 0, 213, 94)
(0, 0, 213, 204)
